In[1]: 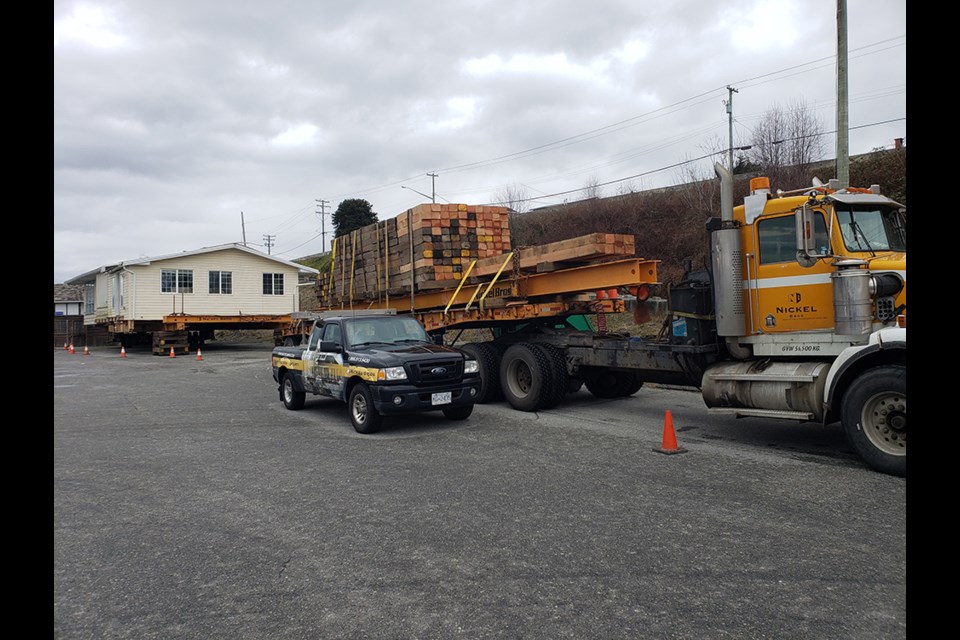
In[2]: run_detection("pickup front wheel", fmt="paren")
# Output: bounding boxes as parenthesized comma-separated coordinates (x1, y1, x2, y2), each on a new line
(349, 383, 383, 434)
(280, 373, 305, 410)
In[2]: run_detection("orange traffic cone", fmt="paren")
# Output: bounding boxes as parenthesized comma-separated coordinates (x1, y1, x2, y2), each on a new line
(196, 348, 203, 361)
(120, 346, 127, 358)
(83, 345, 90, 356)
(63, 340, 69, 351)
(169, 346, 176, 358)
(69, 343, 75, 354)
(654, 410, 687, 455)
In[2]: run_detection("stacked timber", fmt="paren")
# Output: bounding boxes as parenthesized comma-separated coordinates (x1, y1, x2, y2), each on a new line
(317, 203, 512, 305)
(472, 232, 634, 277)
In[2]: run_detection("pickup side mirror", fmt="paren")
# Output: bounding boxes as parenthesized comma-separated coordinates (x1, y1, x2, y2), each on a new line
(319, 340, 342, 353)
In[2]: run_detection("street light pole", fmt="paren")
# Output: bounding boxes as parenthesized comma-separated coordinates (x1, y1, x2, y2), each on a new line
(401, 185, 433, 201)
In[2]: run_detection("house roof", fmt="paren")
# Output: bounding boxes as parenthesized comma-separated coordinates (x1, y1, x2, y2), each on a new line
(65, 243, 320, 284)
(53, 284, 85, 302)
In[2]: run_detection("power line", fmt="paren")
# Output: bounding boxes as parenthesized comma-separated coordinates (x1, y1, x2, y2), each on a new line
(504, 116, 905, 205)
(321, 36, 904, 206)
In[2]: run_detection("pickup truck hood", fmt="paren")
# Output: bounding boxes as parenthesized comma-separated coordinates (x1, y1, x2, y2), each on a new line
(345, 343, 463, 368)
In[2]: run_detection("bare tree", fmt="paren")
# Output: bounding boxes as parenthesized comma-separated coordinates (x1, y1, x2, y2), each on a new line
(581, 175, 602, 201)
(674, 134, 725, 214)
(746, 99, 825, 188)
(492, 184, 531, 213)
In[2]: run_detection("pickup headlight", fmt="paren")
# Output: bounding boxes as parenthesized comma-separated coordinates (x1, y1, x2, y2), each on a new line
(464, 359, 479, 374)
(381, 366, 407, 381)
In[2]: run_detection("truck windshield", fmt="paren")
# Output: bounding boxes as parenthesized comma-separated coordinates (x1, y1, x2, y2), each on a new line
(345, 317, 430, 347)
(836, 205, 906, 253)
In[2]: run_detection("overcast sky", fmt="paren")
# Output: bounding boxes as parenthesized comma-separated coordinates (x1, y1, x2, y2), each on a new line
(53, 0, 906, 283)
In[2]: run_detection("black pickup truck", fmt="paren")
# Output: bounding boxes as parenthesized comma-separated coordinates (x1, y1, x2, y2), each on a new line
(271, 311, 480, 433)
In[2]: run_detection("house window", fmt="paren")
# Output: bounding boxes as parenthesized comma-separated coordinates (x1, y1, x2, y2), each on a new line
(113, 273, 124, 310)
(161, 269, 194, 293)
(263, 273, 284, 295)
(84, 284, 95, 314)
(209, 271, 233, 294)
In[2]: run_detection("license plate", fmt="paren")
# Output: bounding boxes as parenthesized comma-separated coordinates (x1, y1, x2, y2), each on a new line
(431, 392, 452, 406)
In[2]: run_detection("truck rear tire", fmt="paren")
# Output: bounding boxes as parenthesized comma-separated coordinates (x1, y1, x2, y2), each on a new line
(280, 373, 306, 410)
(841, 365, 906, 477)
(461, 343, 503, 403)
(349, 383, 382, 434)
(442, 404, 474, 420)
(499, 343, 553, 412)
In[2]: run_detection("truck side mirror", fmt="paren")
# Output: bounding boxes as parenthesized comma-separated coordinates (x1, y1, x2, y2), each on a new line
(320, 340, 342, 353)
(795, 204, 826, 268)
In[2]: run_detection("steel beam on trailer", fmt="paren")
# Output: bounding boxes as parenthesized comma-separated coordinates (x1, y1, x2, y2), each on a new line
(328, 258, 660, 315)
(162, 314, 293, 330)
(416, 299, 625, 332)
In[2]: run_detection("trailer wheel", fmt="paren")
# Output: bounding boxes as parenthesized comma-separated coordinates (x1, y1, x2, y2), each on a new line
(499, 343, 553, 411)
(583, 368, 622, 399)
(618, 372, 644, 397)
(461, 343, 503, 403)
(280, 373, 305, 410)
(349, 383, 382, 434)
(841, 365, 906, 477)
(536, 343, 569, 408)
(442, 404, 474, 420)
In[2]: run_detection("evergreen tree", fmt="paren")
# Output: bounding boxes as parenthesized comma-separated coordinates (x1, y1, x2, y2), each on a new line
(332, 199, 378, 237)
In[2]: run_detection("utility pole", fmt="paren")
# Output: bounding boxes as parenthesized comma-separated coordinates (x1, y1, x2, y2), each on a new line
(263, 234, 275, 255)
(725, 86, 738, 174)
(427, 172, 438, 203)
(835, 0, 850, 188)
(241, 211, 247, 246)
(316, 199, 329, 253)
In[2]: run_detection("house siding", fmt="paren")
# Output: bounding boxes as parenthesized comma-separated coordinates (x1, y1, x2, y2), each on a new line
(125, 248, 302, 320)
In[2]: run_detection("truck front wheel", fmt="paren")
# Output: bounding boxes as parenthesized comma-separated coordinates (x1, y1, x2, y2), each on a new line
(841, 365, 906, 477)
(349, 383, 383, 434)
(281, 373, 305, 410)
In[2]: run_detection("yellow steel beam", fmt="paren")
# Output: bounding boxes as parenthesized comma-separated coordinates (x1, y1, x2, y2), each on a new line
(463, 282, 485, 312)
(444, 259, 477, 315)
(329, 257, 658, 314)
(478, 251, 515, 311)
(418, 299, 624, 332)
(162, 314, 293, 330)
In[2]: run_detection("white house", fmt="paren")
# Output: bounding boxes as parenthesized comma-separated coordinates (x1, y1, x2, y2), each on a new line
(65, 243, 319, 334)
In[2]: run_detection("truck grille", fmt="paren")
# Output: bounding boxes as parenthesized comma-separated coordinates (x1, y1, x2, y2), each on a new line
(409, 359, 462, 384)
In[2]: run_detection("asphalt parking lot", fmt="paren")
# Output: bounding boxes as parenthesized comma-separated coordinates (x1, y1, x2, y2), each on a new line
(54, 342, 906, 639)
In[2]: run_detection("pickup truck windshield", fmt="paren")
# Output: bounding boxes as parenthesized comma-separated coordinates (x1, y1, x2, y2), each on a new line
(344, 316, 431, 348)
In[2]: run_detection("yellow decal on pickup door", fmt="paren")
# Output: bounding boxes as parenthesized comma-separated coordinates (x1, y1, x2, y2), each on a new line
(316, 362, 380, 383)
(272, 355, 305, 371)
